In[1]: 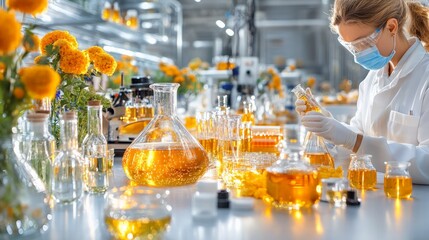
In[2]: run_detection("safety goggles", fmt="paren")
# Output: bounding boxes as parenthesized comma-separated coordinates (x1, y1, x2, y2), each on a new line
(338, 28, 382, 54)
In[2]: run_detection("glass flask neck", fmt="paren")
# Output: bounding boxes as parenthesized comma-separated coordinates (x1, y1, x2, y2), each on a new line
(61, 118, 79, 151)
(87, 105, 103, 135)
(151, 83, 179, 116)
(28, 119, 49, 136)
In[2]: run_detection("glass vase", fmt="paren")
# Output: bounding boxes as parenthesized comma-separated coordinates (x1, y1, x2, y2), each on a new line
(0, 137, 51, 238)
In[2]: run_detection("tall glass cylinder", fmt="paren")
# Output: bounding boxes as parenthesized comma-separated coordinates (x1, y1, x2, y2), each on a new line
(82, 100, 109, 193)
(122, 83, 209, 187)
(51, 111, 84, 203)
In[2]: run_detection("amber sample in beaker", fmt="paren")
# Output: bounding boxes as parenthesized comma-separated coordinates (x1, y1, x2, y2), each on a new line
(304, 152, 335, 168)
(384, 176, 412, 199)
(348, 169, 377, 190)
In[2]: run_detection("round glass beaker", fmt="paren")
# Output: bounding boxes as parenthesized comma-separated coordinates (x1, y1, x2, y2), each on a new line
(384, 161, 412, 199)
(348, 154, 377, 190)
(104, 186, 172, 240)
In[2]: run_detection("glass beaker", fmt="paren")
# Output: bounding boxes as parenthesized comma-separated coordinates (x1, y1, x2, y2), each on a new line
(266, 152, 320, 210)
(104, 186, 171, 240)
(196, 111, 216, 168)
(291, 84, 321, 113)
(122, 83, 209, 187)
(384, 161, 412, 199)
(348, 154, 377, 190)
(303, 132, 334, 168)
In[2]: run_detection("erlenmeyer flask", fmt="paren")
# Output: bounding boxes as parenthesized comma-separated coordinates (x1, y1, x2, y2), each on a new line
(303, 132, 334, 168)
(123, 83, 209, 187)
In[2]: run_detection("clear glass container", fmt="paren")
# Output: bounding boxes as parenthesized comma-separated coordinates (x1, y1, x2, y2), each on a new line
(104, 186, 171, 240)
(123, 83, 209, 187)
(303, 132, 334, 168)
(384, 161, 412, 199)
(112, 2, 121, 24)
(24, 113, 56, 189)
(125, 10, 139, 29)
(51, 111, 84, 203)
(348, 154, 377, 190)
(266, 152, 320, 209)
(101, 1, 112, 21)
(291, 84, 321, 113)
(82, 100, 109, 193)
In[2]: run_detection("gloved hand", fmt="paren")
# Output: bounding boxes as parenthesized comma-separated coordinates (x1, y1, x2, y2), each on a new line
(301, 111, 357, 150)
(294, 88, 332, 117)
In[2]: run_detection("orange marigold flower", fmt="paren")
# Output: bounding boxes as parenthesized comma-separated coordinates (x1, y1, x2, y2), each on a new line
(188, 74, 197, 83)
(53, 39, 74, 56)
(86, 46, 105, 62)
(170, 65, 180, 76)
(59, 49, 89, 75)
(173, 75, 185, 83)
(0, 62, 5, 80)
(6, 0, 48, 15)
(23, 34, 40, 53)
(121, 55, 133, 62)
(13, 87, 25, 99)
(19, 65, 61, 100)
(93, 53, 117, 76)
(0, 10, 22, 55)
(113, 76, 121, 85)
(40, 30, 78, 55)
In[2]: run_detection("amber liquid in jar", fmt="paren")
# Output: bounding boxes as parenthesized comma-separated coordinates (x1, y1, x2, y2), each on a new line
(384, 176, 412, 199)
(105, 213, 171, 240)
(102, 8, 112, 21)
(199, 138, 216, 154)
(348, 169, 377, 190)
(137, 106, 154, 119)
(123, 143, 209, 186)
(124, 106, 138, 122)
(251, 134, 283, 153)
(266, 170, 320, 209)
(126, 16, 138, 29)
(304, 153, 334, 168)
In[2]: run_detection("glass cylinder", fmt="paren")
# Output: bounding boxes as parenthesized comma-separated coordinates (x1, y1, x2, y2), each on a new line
(125, 10, 139, 29)
(112, 2, 121, 24)
(101, 1, 112, 21)
(266, 152, 320, 210)
(122, 83, 209, 187)
(384, 161, 412, 199)
(291, 84, 321, 113)
(51, 111, 84, 203)
(348, 154, 377, 190)
(82, 100, 109, 193)
(104, 186, 171, 240)
(24, 113, 56, 189)
(196, 111, 216, 168)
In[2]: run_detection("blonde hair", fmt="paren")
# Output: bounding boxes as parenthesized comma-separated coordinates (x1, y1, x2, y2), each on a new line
(331, 0, 429, 50)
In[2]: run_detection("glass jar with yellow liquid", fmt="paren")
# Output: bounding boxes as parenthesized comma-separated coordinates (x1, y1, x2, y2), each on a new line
(266, 152, 320, 210)
(125, 10, 139, 29)
(348, 154, 377, 190)
(105, 187, 171, 240)
(384, 161, 412, 199)
(303, 132, 334, 168)
(101, 1, 112, 21)
(122, 83, 209, 187)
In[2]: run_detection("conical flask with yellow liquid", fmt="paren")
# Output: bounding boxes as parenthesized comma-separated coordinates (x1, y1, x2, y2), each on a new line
(122, 83, 209, 187)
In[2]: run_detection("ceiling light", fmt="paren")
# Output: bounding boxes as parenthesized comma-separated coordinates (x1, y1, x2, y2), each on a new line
(226, 28, 234, 36)
(195, 0, 201, 2)
(216, 20, 225, 28)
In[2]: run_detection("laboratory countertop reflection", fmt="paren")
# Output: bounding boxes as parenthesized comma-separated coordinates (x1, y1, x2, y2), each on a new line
(38, 158, 429, 240)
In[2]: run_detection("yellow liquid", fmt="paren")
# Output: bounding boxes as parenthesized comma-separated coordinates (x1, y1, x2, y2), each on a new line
(199, 138, 216, 155)
(105, 214, 171, 240)
(126, 16, 138, 29)
(304, 152, 334, 168)
(242, 112, 255, 124)
(327, 190, 347, 204)
(251, 134, 283, 153)
(137, 106, 154, 119)
(184, 116, 197, 130)
(123, 143, 209, 186)
(112, 10, 121, 24)
(266, 170, 320, 209)
(348, 169, 377, 190)
(240, 127, 252, 152)
(102, 8, 112, 20)
(298, 96, 321, 113)
(125, 106, 138, 122)
(384, 176, 412, 199)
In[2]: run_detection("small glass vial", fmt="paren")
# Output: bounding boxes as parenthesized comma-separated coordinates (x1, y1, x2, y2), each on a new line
(348, 154, 377, 190)
(125, 9, 138, 29)
(112, 2, 121, 24)
(82, 100, 109, 193)
(51, 111, 84, 203)
(24, 113, 56, 188)
(384, 161, 412, 199)
(101, 1, 113, 21)
(291, 84, 321, 113)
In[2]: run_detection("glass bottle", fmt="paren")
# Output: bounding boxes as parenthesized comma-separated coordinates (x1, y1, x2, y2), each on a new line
(125, 9, 139, 29)
(266, 151, 320, 210)
(122, 83, 209, 187)
(303, 132, 334, 168)
(24, 113, 56, 189)
(291, 84, 321, 113)
(101, 1, 112, 21)
(112, 2, 121, 24)
(384, 161, 412, 199)
(124, 89, 137, 123)
(51, 111, 84, 203)
(348, 154, 377, 190)
(82, 100, 109, 193)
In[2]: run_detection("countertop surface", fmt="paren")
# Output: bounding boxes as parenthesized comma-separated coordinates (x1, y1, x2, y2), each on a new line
(36, 159, 429, 240)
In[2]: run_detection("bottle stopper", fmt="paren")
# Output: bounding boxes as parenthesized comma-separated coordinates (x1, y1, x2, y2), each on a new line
(346, 189, 361, 206)
(217, 190, 230, 209)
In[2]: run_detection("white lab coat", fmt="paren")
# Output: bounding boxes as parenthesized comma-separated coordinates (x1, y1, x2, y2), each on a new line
(348, 38, 429, 184)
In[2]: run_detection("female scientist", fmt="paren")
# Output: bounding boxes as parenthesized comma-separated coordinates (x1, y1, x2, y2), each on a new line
(296, 0, 429, 184)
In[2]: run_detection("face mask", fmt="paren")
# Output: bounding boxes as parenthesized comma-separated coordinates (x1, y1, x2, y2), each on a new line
(353, 34, 396, 70)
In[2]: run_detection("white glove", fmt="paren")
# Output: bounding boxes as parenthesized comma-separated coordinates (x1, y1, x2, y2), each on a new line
(301, 111, 357, 150)
(294, 88, 332, 117)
